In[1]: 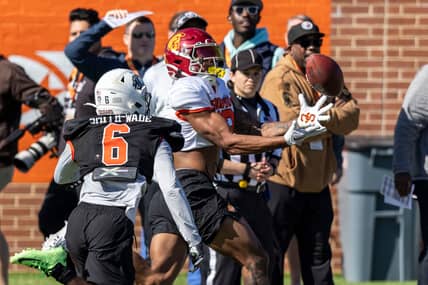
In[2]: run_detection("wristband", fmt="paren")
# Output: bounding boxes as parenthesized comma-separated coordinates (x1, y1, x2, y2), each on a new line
(238, 163, 251, 189)
(242, 162, 251, 179)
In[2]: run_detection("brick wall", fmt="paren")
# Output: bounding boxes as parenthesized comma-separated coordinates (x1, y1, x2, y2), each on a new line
(2, 0, 427, 277)
(329, 0, 428, 274)
(331, 0, 428, 136)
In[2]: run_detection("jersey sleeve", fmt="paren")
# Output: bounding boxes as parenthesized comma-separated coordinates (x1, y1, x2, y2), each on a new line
(169, 77, 213, 116)
(54, 142, 80, 184)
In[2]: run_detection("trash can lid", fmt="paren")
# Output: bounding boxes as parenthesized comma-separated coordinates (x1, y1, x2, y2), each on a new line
(345, 136, 393, 150)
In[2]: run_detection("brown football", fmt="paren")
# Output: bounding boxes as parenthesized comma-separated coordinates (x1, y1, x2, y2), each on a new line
(305, 54, 344, 97)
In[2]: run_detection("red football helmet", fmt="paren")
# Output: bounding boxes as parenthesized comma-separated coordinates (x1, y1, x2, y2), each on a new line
(165, 28, 225, 79)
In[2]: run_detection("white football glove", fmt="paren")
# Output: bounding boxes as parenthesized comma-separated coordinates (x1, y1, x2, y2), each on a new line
(284, 120, 328, 146)
(297, 93, 333, 128)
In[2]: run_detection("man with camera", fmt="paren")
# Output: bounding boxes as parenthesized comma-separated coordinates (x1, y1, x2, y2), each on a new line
(0, 55, 62, 285)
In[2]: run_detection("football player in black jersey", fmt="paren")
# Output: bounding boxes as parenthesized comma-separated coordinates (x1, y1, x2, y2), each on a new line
(11, 69, 203, 285)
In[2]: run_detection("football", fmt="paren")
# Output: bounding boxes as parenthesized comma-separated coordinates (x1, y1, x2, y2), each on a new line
(305, 53, 344, 97)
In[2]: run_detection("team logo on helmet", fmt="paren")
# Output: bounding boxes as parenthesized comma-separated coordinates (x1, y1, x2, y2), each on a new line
(168, 32, 185, 52)
(132, 74, 144, 90)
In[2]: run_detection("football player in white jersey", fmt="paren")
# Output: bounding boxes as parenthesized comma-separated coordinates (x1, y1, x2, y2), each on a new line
(143, 27, 331, 285)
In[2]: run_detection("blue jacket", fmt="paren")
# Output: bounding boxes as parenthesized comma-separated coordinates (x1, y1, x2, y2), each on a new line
(393, 65, 428, 180)
(65, 21, 154, 82)
(220, 28, 282, 77)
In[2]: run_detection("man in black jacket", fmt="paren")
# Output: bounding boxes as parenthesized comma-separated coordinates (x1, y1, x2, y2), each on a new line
(0, 55, 62, 285)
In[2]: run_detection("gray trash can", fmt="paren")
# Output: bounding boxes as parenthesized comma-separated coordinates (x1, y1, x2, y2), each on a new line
(338, 136, 419, 282)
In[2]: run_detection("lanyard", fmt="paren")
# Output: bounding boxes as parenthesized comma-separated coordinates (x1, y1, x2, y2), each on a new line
(67, 68, 84, 101)
(125, 54, 159, 76)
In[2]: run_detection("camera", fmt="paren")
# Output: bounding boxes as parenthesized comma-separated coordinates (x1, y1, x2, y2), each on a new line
(13, 132, 57, 173)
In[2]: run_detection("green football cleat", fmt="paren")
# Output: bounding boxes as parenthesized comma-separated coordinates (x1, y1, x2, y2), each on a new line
(10, 246, 67, 276)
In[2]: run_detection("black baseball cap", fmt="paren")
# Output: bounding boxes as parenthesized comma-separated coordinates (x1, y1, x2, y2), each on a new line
(288, 21, 325, 45)
(170, 11, 208, 33)
(231, 49, 263, 71)
(230, 0, 263, 10)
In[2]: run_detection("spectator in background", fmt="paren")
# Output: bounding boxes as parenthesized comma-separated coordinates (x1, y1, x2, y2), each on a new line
(0, 55, 63, 285)
(168, 10, 208, 37)
(260, 21, 359, 285)
(269, 14, 314, 285)
(64, 9, 159, 82)
(272, 14, 314, 65)
(38, 7, 121, 239)
(393, 65, 428, 285)
(206, 48, 281, 284)
(220, 0, 282, 77)
(269, 15, 347, 284)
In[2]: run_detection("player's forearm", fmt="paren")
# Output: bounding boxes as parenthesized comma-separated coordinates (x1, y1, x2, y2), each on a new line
(261, 121, 293, 137)
(220, 133, 288, 155)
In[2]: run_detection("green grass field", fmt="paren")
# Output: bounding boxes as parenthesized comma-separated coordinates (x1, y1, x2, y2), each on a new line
(9, 272, 416, 285)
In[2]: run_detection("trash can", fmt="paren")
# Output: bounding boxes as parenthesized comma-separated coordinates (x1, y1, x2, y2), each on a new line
(338, 136, 419, 282)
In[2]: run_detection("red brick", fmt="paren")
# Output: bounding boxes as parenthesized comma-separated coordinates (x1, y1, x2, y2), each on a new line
(341, 6, 370, 14)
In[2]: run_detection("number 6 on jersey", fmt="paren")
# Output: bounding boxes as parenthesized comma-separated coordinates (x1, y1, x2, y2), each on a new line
(102, 123, 130, 166)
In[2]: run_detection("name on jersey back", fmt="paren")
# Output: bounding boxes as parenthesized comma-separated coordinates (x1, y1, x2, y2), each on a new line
(89, 114, 152, 125)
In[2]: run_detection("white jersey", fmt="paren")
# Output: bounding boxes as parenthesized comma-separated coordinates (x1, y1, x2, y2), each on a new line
(143, 61, 173, 116)
(160, 76, 234, 151)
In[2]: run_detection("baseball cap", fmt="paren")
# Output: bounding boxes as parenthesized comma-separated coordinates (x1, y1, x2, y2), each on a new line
(231, 49, 263, 71)
(170, 11, 208, 33)
(230, 0, 263, 10)
(288, 21, 325, 45)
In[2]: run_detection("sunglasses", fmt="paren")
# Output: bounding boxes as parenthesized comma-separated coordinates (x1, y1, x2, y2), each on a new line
(70, 31, 85, 37)
(296, 38, 323, 48)
(232, 5, 260, 16)
(131, 31, 155, 39)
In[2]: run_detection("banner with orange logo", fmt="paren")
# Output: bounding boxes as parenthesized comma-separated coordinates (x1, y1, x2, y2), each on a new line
(0, 0, 330, 182)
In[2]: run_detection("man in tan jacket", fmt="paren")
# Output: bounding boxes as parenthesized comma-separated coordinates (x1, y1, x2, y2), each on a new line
(260, 21, 359, 285)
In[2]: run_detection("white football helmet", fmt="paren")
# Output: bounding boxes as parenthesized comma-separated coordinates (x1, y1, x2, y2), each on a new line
(93, 68, 151, 115)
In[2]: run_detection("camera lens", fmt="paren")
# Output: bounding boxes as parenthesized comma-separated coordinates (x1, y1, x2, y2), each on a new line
(13, 133, 56, 172)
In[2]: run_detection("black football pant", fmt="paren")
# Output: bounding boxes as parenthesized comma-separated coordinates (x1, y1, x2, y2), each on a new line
(267, 182, 334, 285)
(414, 180, 428, 285)
(38, 179, 80, 237)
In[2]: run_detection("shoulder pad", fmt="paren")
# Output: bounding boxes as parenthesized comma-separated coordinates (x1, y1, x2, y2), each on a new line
(62, 119, 90, 140)
(151, 117, 184, 152)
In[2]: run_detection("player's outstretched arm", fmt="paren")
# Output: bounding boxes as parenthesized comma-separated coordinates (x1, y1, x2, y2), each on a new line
(184, 111, 290, 155)
(153, 140, 202, 247)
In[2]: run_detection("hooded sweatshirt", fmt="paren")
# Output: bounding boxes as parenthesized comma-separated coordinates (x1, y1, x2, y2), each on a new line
(221, 28, 282, 77)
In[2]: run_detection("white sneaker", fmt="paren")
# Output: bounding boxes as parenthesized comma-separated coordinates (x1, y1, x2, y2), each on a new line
(42, 222, 67, 251)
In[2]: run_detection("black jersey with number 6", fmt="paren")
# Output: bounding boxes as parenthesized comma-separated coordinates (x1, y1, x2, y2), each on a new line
(62, 114, 183, 182)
